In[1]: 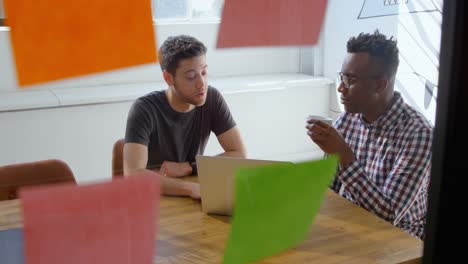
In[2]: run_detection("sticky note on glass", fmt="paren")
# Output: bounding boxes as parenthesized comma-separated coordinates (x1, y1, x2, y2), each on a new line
(20, 172, 160, 264)
(223, 156, 338, 264)
(4, 0, 157, 86)
(217, 0, 328, 48)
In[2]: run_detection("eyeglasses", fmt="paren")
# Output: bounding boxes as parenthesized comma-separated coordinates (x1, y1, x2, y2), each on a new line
(337, 72, 382, 89)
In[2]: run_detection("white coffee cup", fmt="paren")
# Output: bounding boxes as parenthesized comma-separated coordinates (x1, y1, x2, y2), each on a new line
(306, 115, 333, 126)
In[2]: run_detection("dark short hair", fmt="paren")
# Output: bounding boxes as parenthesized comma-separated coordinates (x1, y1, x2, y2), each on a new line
(347, 30, 399, 79)
(159, 35, 207, 76)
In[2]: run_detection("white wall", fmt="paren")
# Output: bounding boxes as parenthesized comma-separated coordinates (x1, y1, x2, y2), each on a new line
(0, 75, 332, 183)
(322, 0, 443, 124)
(0, 103, 129, 184)
(0, 23, 306, 91)
(0, 18, 327, 183)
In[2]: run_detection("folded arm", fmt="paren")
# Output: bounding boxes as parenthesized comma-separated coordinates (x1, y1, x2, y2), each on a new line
(308, 120, 432, 224)
(123, 142, 200, 199)
(337, 129, 432, 224)
(216, 126, 247, 158)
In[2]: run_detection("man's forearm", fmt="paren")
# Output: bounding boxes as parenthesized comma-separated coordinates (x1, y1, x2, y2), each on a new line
(124, 168, 154, 177)
(125, 168, 196, 197)
(339, 146, 355, 167)
(161, 176, 197, 197)
(217, 150, 246, 158)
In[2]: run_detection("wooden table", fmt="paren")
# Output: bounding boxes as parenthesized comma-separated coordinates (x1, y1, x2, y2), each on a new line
(0, 188, 422, 263)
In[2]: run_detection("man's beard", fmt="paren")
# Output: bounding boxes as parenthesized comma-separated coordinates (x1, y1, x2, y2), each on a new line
(173, 81, 206, 106)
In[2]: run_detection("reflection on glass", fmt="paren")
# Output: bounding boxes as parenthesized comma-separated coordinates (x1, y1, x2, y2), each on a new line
(192, 0, 224, 19)
(152, 0, 188, 20)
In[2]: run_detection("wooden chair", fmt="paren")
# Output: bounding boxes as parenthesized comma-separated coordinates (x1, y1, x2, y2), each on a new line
(112, 138, 125, 179)
(0, 159, 76, 200)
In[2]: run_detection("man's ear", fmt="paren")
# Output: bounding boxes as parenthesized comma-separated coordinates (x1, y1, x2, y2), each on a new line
(375, 78, 389, 94)
(163, 70, 174, 86)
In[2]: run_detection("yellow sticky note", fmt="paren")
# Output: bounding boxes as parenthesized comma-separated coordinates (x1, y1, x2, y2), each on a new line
(4, 0, 157, 86)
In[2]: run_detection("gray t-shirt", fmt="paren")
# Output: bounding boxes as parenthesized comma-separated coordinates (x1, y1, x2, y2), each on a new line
(125, 86, 236, 169)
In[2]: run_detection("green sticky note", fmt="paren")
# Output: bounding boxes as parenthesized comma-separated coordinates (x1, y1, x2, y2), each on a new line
(223, 155, 338, 264)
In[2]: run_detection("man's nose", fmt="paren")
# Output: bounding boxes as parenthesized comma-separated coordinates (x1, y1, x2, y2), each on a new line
(197, 75, 205, 89)
(337, 82, 346, 94)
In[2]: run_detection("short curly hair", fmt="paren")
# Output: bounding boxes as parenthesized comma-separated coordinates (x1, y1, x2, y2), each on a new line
(159, 35, 207, 76)
(347, 30, 399, 79)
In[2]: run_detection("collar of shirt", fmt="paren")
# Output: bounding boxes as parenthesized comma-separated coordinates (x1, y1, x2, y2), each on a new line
(358, 92, 406, 131)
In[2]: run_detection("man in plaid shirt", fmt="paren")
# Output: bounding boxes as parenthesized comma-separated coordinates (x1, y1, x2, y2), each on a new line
(306, 31, 433, 240)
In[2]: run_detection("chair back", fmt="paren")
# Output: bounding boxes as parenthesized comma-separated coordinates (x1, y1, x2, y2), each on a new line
(0, 159, 76, 200)
(112, 138, 125, 178)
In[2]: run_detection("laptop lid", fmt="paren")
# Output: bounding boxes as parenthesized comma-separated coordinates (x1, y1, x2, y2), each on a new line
(196, 155, 291, 216)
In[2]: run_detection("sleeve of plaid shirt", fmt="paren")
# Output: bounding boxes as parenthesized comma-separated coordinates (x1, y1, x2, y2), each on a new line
(335, 126, 432, 225)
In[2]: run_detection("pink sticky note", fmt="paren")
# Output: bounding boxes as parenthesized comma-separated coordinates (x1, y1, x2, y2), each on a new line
(217, 0, 328, 48)
(19, 172, 160, 264)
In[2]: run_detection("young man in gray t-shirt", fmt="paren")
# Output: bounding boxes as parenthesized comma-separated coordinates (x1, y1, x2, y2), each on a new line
(124, 35, 246, 199)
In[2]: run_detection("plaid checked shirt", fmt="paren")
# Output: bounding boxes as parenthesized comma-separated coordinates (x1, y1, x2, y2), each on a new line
(331, 92, 433, 240)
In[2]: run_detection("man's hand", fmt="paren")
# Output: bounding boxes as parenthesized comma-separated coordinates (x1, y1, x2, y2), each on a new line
(186, 182, 201, 200)
(160, 161, 192, 178)
(306, 119, 355, 167)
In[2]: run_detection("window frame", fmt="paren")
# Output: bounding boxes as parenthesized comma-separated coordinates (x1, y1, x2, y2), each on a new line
(0, 0, 5, 27)
(152, 0, 223, 24)
(0, 0, 224, 27)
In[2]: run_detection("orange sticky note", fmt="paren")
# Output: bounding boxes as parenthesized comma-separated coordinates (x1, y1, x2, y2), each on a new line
(20, 172, 160, 264)
(4, 0, 157, 86)
(217, 0, 328, 48)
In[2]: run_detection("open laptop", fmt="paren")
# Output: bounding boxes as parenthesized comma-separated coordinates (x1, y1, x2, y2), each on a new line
(196, 155, 291, 216)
